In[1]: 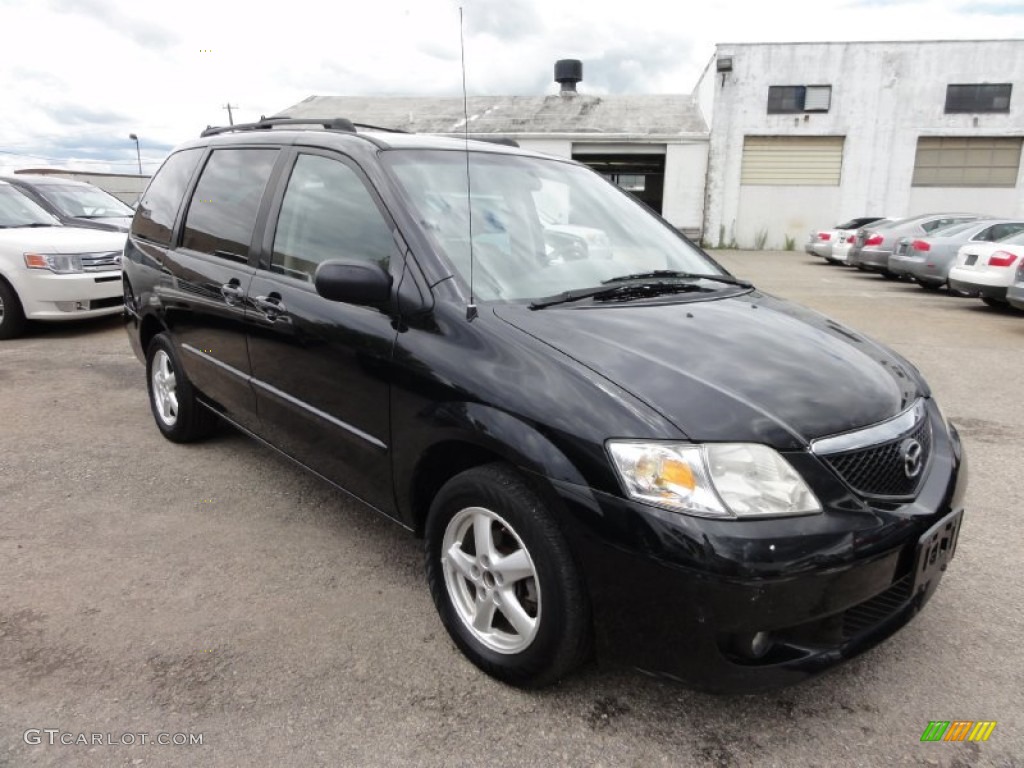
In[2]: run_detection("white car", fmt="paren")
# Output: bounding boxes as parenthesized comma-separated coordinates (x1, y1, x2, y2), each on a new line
(0, 181, 126, 339)
(947, 230, 1024, 308)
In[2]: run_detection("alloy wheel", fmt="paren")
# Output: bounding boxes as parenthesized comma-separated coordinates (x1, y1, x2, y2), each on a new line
(441, 506, 541, 654)
(151, 349, 179, 426)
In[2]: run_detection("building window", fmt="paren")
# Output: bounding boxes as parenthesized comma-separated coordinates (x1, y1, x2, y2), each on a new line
(945, 84, 1012, 114)
(767, 85, 832, 114)
(912, 137, 1022, 187)
(604, 173, 646, 192)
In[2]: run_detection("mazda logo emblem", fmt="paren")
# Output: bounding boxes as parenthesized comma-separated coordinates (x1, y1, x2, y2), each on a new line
(901, 439, 924, 479)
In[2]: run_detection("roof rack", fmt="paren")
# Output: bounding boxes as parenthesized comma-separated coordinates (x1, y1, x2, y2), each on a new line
(200, 117, 357, 138)
(472, 136, 520, 148)
(350, 122, 409, 134)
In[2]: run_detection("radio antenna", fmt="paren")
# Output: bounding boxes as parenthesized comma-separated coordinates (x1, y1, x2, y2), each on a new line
(459, 6, 477, 321)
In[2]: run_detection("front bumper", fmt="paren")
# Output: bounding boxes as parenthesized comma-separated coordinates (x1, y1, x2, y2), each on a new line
(547, 405, 966, 692)
(15, 269, 122, 321)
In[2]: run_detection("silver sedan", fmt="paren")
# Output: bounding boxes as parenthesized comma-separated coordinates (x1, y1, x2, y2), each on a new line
(890, 219, 1024, 292)
(848, 213, 984, 277)
(1007, 260, 1024, 310)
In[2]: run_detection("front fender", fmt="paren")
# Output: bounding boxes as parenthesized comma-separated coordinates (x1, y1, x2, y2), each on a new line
(392, 400, 595, 530)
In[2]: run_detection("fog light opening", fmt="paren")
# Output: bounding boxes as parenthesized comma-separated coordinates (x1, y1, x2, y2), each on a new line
(735, 630, 773, 660)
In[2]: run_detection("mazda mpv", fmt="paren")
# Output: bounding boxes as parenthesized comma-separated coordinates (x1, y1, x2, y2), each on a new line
(123, 118, 967, 691)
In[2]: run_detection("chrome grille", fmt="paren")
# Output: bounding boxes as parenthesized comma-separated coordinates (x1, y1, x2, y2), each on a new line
(80, 251, 121, 272)
(822, 416, 932, 499)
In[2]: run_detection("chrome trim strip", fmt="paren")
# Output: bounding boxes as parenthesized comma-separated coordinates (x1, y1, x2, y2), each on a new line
(182, 343, 251, 381)
(251, 378, 387, 451)
(811, 399, 926, 455)
(182, 343, 388, 451)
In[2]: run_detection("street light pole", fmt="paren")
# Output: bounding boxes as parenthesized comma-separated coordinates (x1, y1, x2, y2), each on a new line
(128, 133, 142, 175)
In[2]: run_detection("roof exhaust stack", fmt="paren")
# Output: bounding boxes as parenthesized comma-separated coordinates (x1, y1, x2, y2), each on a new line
(554, 59, 583, 95)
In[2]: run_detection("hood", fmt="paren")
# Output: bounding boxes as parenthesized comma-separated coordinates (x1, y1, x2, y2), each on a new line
(0, 226, 127, 254)
(494, 292, 925, 449)
(68, 215, 132, 232)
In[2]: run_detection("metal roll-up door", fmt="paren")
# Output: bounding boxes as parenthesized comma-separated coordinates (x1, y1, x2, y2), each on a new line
(741, 136, 844, 186)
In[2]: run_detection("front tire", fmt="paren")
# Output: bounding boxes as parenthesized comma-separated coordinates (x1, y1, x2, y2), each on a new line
(145, 333, 217, 442)
(425, 464, 590, 688)
(0, 280, 27, 340)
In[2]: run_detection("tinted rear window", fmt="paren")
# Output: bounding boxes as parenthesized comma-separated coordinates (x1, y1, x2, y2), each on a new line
(133, 149, 203, 245)
(181, 149, 278, 261)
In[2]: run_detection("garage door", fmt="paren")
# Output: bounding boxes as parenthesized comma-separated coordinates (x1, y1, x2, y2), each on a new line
(740, 136, 845, 186)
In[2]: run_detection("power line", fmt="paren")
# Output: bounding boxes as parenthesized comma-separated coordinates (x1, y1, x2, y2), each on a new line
(0, 149, 162, 168)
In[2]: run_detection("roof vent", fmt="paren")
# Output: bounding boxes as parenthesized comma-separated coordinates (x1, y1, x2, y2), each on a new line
(554, 59, 583, 94)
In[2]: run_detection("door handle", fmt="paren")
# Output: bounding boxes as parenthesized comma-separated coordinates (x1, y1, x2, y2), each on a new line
(253, 294, 287, 320)
(220, 282, 245, 304)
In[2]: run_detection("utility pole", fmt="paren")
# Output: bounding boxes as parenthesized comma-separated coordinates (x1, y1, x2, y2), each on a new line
(223, 103, 239, 125)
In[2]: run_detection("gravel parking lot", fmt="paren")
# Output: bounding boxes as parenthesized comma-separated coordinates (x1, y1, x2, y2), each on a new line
(2, 250, 1022, 768)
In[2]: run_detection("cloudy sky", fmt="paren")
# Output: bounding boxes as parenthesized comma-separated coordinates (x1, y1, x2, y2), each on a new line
(0, 0, 1021, 174)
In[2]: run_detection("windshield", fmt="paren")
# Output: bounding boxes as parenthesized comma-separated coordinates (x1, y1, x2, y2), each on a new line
(35, 183, 133, 219)
(383, 149, 725, 301)
(0, 185, 60, 227)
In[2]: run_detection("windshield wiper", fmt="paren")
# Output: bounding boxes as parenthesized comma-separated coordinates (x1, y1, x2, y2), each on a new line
(600, 270, 752, 288)
(13, 223, 58, 228)
(531, 281, 708, 309)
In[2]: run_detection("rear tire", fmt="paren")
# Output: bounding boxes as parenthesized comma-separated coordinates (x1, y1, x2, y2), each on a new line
(0, 279, 27, 340)
(425, 464, 590, 688)
(145, 333, 217, 442)
(981, 297, 1005, 309)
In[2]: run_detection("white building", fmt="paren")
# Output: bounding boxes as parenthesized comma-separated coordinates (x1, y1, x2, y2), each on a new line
(697, 40, 1024, 248)
(12, 168, 149, 205)
(279, 63, 710, 237)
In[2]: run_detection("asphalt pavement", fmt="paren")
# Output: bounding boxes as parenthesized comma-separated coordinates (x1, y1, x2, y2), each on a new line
(1, 250, 1022, 767)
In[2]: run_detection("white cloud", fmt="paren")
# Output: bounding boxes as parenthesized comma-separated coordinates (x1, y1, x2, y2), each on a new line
(0, 0, 1021, 173)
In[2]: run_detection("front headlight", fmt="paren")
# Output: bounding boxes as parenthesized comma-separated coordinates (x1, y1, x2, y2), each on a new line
(24, 253, 84, 274)
(607, 441, 821, 519)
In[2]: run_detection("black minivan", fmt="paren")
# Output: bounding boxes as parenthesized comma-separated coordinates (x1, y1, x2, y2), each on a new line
(123, 118, 966, 691)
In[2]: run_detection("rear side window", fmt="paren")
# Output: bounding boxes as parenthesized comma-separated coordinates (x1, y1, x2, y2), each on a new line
(182, 149, 278, 262)
(133, 149, 202, 245)
(981, 222, 1024, 241)
(270, 154, 393, 282)
(922, 217, 974, 233)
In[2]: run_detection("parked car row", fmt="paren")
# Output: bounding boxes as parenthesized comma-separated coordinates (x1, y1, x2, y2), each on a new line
(807, 213, 1024, 310)
(0, 179, 125, 339)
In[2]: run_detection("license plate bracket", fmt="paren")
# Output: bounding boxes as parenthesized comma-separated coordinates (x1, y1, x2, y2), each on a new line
(914, 510, 962, 598)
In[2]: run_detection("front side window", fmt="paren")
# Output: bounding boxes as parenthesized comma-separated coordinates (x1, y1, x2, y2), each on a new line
(134, 149, 203, 245)
(383, 149, 721, 302)
(182, 149, 278, 261)
(270, 154, 393, 282)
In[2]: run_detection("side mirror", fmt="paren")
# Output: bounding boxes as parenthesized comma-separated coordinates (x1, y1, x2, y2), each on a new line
(314, 260, 392, 306)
